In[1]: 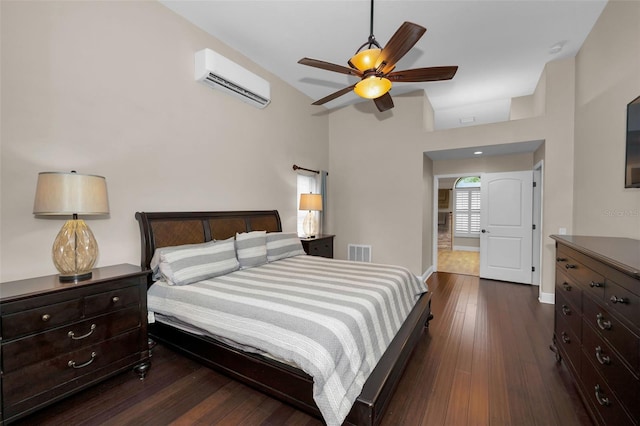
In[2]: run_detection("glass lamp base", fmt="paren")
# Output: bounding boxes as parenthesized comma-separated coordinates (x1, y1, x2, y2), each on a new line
(52, 219, 98, 282)
(302, 211, 317, 238)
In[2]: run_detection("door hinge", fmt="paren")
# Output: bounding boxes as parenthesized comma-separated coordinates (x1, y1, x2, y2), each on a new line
(532, 224, 536, 230)
(533, 181, 537, 187)
(532, 266, 536, 272)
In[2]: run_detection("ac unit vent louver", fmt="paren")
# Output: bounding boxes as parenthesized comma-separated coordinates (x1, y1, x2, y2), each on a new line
(195, 48, 271, 109)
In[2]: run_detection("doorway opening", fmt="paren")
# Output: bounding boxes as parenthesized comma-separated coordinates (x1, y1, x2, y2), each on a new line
(436, 175, 480, 276)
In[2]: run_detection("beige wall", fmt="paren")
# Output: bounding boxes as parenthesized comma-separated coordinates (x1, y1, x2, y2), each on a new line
(573, 0, 640, 237)
(1, 1, 328, 281)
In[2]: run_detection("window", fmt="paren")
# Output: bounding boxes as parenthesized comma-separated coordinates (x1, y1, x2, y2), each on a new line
(297, 173, 318, 236)
(454, 177, 481, 237)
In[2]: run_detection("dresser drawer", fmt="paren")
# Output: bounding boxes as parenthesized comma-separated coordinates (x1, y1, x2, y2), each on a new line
(557, 253, 605, 299)
(2, 307, 141, 373)
(2, 329, 142, 406)
(556, 268, 582, 312)
(84, 283, 140, 317)
(580, 350, 635, 426)
(604, 278, 640, 328)
(583, 295, 640, 373)
(555, 290, 581, 338)
(582, 321, 640, 421)
(555, 309, 581, 376)
(2, 299, 82, 340)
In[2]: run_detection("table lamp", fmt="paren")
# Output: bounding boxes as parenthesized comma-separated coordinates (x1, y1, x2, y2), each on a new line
(299, 193, 322, 238)
(33, 171, 109, 282)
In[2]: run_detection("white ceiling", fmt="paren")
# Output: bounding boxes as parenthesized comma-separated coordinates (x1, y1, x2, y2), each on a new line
(161, 0, 607, 130)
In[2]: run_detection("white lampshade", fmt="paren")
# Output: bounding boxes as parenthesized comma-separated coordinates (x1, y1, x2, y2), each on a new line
(33, 171, 109, 282)
(33, 171, 109, 215)
(299, 193, 323, 211)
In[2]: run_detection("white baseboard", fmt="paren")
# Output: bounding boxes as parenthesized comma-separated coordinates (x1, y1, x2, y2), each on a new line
(538, 291, 555, 304)
(420, 266, 434, 284)
(452, 245, 480, 252)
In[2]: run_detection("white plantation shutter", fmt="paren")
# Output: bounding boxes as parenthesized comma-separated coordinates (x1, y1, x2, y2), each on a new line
(454, 188, 481, 237)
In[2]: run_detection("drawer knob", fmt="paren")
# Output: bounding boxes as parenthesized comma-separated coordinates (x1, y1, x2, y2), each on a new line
(596, 313, 612, 331)
(561, 332, 571, 344)
(590, 281, 603, 288)
(41, 314, 51, 322)
(595, 346, 611, 365)
(68, 323, 96, 340)
(556, 257, 567, 262)
(68, 351, 97, 369)
(594, 384, 610, 406)
(562, 282, 572, 291)
(565, 264, 576, 269)
(610, 295, 628, 304)
(561, 305, 571, 316)
(112, 296, 120, 303)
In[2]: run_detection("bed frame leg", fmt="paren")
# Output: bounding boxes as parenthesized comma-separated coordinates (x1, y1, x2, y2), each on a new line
(425, 313, 434, 328)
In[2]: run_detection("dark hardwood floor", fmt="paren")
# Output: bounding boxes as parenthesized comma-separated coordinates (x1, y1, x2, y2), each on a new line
(14, 272, 592, 426)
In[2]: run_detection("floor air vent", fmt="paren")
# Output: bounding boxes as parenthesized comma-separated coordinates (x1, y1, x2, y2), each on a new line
(348, 244, 372, 262)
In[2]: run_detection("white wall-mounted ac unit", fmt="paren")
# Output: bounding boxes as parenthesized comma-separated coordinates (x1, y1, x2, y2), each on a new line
(195, 48, 271, 109)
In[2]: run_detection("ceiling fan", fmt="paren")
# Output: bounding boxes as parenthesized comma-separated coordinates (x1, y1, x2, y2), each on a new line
(298, 0, 458, 112)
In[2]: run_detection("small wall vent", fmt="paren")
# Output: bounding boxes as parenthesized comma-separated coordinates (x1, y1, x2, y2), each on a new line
(348, 244, 372, 262)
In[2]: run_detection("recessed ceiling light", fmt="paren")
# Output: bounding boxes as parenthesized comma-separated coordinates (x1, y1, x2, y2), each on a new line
(474, 151, 483, 155)
(459, 116, 475, 124)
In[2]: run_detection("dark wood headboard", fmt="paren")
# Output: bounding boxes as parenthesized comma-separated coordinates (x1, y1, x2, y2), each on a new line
(135, 210, 282, 274)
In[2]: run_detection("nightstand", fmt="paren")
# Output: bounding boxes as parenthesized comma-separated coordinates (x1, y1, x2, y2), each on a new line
(300, 234, 335, 258)
(0, 264, 151, 424)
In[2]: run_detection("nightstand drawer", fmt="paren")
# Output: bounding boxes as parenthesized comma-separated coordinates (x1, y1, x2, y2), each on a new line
(2, 329, 142, 407)
(84, 283, 140, 317)
(2, 306, 141, 373)
(2, 299, 82, 340)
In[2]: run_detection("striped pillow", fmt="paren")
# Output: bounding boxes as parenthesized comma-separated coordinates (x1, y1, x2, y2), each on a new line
(266, 232, 306, 262)
(151, 237, 239, 286)
(235, 231, 268, 269)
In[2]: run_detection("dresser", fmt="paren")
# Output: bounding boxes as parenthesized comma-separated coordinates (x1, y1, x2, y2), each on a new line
(0, 264, 151, 424)
(551, 235, 640, 426)
(300, 234, 334, 258)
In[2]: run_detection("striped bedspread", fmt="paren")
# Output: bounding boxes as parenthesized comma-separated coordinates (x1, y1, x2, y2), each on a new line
(147, 255, 427, 426)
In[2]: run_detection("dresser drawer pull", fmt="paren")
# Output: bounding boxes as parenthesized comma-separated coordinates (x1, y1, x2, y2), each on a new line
(595, 346, 611, 365)
(590, 281, 603, 288)
(594, 385, 610, 406)
(561, 305, 571, 316)
(41, 314, 51, 322)
(562, 282, 572, 291)
(561, 332, 571, 344)
(565, 264, 576, 269)
(596, 313, 612, 330)
(112, 296, 120, 303)
(609, 295, 628, 304)
(556, 257, 567, 262)
(68, 323, 96, 340)
(68, 352, 96, 369)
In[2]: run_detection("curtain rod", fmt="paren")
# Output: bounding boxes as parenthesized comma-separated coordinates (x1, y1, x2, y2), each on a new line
(292, 164, 328, 176)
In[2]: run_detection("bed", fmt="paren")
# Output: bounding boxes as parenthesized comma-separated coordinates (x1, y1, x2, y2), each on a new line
(135, 210, 432, 425)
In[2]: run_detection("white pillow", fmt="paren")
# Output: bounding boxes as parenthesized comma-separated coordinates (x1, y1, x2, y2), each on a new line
(150, 237, 239, 285)
(235, 231, 268, 269)
(266, 232, 306, 262)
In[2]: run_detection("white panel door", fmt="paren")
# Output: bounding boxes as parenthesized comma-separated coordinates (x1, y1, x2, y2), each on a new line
(479, 171, 533, 284)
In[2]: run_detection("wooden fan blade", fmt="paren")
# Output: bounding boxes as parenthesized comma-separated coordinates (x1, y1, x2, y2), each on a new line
(298, 58, 362, 77)
(377, 22, 426, 74)
(312, 84, 357, 105)
(374, 92, 394, 112)
(387, 66, 458, 82)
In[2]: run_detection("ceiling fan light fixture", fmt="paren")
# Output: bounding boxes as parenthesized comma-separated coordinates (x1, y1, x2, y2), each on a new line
(354, 76, 392, 99)
(349, 48, 382, 72)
